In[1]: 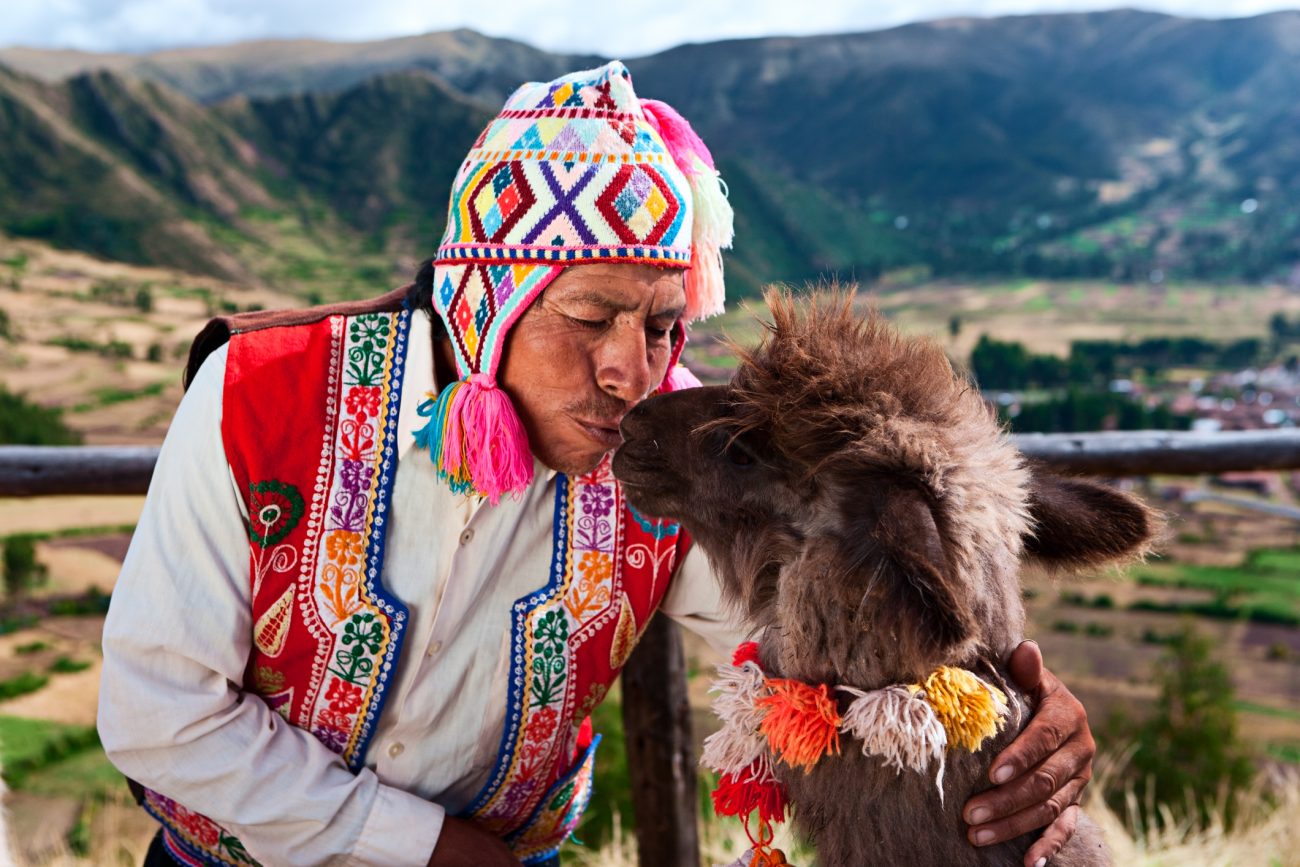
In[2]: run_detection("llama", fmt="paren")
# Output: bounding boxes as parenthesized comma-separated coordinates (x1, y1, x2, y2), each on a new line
(612, 291, 1156, 867)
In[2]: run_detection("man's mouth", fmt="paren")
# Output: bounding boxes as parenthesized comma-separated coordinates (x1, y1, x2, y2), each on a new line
(575, 417, 624, 450)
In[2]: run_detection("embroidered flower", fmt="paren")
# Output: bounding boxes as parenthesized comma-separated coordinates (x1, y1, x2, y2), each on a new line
(326, 678, 364, 715)
(247, 480, 305, 547)
(338, 457, 372, 495)
(177, 809, 220, 849)
(578, 550, 612, 584)
(580, 484, 614, 518)
(326, 530, 365, 567)
(526, 706, 559, 744)
(313, 720, 351, 753)
(345, 386, 382, 419)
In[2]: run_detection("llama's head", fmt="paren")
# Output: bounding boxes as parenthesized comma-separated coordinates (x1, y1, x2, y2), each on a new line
(614, 290, 1156, 687)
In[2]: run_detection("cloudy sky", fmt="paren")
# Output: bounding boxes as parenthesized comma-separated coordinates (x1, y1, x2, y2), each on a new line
(3, 0, 1296, 56)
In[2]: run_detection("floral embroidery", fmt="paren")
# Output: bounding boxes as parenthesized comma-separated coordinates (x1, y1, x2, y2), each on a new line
(345, 385, 381, 419)
(564, 551, 612, 622)
(326, 530, 365, 567)
(331, 612, 385, 684)
(247, 480, 305, 547)
(347, 315, 390, 386)
(526, 706, 559, 744)
(531, 610, 569, 706)
(327, 679, 364, 715)
(574, 682, 609, 725)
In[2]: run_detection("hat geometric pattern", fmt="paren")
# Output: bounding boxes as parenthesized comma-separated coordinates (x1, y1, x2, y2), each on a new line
(419, 60, 729, 504)
(433, 60, 695, 380)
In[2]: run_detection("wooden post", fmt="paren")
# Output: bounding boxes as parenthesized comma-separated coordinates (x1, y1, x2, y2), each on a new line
(621, 612, 700, 866)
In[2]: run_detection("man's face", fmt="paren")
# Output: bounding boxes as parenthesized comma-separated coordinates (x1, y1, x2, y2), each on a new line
(498, 262, 686, 476)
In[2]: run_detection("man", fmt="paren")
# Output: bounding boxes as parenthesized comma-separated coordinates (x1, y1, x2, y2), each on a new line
(99, 61, 1093, 867)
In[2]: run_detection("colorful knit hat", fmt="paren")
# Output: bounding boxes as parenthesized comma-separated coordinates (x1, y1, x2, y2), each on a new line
(418, 60, 732, 503)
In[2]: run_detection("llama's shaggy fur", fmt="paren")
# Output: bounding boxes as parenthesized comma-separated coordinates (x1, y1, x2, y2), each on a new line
(613, 290, 1157, 867)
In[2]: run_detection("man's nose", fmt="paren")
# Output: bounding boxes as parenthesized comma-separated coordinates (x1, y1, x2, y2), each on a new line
(597, 323, 653, 403)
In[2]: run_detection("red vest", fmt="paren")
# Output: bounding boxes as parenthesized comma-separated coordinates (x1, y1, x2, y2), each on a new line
(144, 293, 692, 865)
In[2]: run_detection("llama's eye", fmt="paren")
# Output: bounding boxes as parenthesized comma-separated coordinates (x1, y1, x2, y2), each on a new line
(725, 440, 755, 467)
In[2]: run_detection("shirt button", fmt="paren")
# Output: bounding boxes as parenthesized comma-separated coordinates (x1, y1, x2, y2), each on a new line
(427, 640, 443, 657)
(388, 742, 404, 759)
(459, 528, 474, 546)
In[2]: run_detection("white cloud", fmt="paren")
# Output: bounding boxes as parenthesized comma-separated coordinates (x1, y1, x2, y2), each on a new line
(1, 0, 1296, 55)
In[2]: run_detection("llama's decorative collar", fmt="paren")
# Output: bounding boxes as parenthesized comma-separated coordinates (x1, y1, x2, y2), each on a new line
(703, 641, 1010, 864)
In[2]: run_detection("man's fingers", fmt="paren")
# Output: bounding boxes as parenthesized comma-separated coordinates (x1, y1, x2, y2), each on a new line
(967, 776, 1087, 848)
(967, 736, 1094, 824)
(1023, 804, 1081, 867)
(1007, 639, 1044, 694)
(986, 682, 1090, 785)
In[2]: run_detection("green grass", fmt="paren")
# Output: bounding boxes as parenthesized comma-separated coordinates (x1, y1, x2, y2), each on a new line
(14, 639, 51, 655)
(1131, 547, 1300, 623)
(0, 671, 49, 700)
(1235, 701, 1300, 721)
(0, 715, 123, 796)
(49, 656, 91, 674)
(1266, 743, 1300, 765)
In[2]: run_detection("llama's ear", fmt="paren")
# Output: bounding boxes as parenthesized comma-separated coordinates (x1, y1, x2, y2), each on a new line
(864, 484, 975, 654)
(1024, 469, 1159, 569)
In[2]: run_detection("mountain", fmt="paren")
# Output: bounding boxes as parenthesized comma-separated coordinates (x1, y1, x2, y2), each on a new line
(3, 10, 1300, 296)
(0, 30, 602, 105)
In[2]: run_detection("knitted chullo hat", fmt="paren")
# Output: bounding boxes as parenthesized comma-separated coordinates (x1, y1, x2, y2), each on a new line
(417, 60, 733, 504)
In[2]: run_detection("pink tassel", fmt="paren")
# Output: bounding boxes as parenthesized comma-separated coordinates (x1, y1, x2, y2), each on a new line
(659, 363, 702, 394)
(684, 244, 727, 322)
(641, 98, 733, 323)
(445, 374, 533, 504)
(640, 98, 716, 174)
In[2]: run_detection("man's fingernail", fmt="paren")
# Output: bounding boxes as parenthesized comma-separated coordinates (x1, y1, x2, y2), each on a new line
(974, 830, 996, 845)
(993, 764, 1015, 783)
(1035, 858, 1047, 867)
(968, 807, 990, 824)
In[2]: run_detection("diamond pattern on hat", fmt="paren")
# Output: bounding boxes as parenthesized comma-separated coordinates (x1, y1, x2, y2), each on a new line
(595, 163, 683, 245)
(468, 162, 536, 243)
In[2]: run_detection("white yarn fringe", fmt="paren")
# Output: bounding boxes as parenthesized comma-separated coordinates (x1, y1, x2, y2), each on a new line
(839, 684, 950, 801)
(702, 661, 772, 776)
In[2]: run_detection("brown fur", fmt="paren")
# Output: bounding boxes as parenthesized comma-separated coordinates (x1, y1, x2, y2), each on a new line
(614, 289, 1156, 866)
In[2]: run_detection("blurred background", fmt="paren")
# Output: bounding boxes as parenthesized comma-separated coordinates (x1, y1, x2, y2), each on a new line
(2, 1, 1300, 864)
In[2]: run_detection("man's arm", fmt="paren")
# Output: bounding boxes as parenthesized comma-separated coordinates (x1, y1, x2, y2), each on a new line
(963, 640, 1096, 867)
(98, 342, 444, 866)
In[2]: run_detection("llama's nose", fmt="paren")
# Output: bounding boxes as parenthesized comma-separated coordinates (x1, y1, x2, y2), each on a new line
(619, 400, 656, 444)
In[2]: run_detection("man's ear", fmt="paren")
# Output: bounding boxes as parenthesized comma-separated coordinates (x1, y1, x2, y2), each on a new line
(1023, 467, 1160, 569)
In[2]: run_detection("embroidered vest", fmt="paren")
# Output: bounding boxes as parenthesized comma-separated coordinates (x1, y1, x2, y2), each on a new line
(143, 292, 692, 866)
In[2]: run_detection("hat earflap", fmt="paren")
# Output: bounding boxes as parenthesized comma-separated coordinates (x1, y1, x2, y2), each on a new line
(414, 373, 533, 505)
(640, 99, 734, 322)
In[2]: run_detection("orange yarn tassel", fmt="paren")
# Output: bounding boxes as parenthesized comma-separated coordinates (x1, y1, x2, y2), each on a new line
(758, 678, 841, 772)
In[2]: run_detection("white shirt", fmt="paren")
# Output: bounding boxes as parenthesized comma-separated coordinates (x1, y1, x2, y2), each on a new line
(97, 311, 744, 867)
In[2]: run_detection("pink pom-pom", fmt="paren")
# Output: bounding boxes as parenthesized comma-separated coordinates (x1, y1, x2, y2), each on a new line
(659, 363, 703, 394)
(640, 98, 716, 174)
(447, 374, 534, 504)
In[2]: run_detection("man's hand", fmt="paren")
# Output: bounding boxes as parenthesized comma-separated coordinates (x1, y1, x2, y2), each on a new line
(427, 817, 523, 867)
(963, 640, 1095, 867)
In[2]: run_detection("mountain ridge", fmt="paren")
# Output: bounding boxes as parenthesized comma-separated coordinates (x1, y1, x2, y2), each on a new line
(1, 10, 1299, 296)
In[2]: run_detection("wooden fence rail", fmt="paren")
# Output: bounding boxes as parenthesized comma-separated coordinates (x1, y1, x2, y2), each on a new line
(7, 429, 1300, 865)
(6, 430, 1300, 497)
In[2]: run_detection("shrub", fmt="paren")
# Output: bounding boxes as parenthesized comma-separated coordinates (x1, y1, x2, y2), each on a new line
(0, 387, 81, 445)
(3, 534, 49, 598)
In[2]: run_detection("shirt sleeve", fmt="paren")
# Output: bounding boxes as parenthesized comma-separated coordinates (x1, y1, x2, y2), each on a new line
(97, 342, 444, 867)
(657, 543, 754, 657)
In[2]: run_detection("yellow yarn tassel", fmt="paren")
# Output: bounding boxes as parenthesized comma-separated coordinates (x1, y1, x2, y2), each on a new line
(920, 667, 1007, 752)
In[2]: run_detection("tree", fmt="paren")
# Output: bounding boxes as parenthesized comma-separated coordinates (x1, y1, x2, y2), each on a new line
(1108, 624, 1255, 832)
(3, 535, 48, 599)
